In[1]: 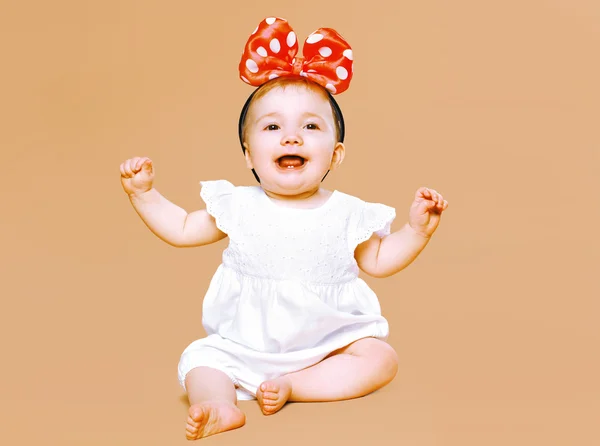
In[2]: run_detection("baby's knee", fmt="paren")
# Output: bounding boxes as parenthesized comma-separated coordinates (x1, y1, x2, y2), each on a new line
(351, 337, 399, 379)
(377, 341, 399, 379)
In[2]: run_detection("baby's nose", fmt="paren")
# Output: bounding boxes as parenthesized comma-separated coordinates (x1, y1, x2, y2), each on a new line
(281, 134, 303, 145)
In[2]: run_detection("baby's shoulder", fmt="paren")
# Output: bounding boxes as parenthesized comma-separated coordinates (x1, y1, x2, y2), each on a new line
(333, 190, 396, 221)
(334, 189, 370, 209)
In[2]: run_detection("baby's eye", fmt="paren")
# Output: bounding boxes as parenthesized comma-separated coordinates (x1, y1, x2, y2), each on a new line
(305, 123, 320, 130)
(265, 124, 280, 131)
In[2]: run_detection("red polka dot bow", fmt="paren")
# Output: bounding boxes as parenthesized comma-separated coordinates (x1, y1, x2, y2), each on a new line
(239, 17, 354, 95)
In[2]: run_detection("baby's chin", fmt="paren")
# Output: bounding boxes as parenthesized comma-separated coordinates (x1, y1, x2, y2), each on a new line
(261, 169, 325, 196)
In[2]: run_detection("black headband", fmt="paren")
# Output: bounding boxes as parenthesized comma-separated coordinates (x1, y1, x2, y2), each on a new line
(237, 84, 346, 184)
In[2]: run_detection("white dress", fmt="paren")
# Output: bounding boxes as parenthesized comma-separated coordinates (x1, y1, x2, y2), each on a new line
(178, 180, 396, 400)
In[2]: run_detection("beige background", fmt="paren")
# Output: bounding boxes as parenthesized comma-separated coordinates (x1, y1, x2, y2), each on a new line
(1, 1, 598, 445)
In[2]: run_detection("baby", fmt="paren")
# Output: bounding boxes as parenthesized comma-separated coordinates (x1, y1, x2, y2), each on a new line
(119, 18, 448, 440)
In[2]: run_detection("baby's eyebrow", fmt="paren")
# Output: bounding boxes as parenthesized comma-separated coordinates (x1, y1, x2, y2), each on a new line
(255, 112, 281, 123)
(253, 111, 326, 125)
(301, 112, 325, 120)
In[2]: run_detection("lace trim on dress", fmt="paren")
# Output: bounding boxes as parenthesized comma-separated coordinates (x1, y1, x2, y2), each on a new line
(199, 180, 235, 234)
(352, 202, 396, 249)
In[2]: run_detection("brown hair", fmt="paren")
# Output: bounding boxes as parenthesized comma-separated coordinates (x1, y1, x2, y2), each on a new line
(239, 76, 344, 146)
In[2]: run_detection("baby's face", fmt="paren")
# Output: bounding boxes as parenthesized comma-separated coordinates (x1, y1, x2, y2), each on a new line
(243, 85, 344, 196)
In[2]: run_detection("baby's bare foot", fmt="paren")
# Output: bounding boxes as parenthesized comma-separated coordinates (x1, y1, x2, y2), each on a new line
(185, 400, 245, 440)
(256, 376, 292, 415)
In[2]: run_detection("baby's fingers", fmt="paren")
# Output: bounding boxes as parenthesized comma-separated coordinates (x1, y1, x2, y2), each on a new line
(415, 187, 432, 200)
(134, 157, 152, 173)
(424, 188, 447, 208)
(126, 157, 143, 174)
(120, 160, 135, 178)
(119, 157, 145, 177)
(429, 189, 442, 204)
(434, 199, 448, 213)
(417, 199, 437, 214)
(121, 158, 136, 177)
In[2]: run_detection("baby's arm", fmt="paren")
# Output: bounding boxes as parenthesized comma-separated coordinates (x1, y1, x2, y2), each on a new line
(355, 187, 448, 278)
(355, 225, 430, 278)
(120, 156, 226, 248)
(129, 189, 226, 247)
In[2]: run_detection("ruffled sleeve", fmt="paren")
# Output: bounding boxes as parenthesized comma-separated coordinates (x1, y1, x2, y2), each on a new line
(350, 201, 396, 251)
(199, 180, 236, 234)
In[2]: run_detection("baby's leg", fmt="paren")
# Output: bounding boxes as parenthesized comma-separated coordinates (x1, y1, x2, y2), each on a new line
(184, 367, 246, 440)
(256, 337, 398, 415)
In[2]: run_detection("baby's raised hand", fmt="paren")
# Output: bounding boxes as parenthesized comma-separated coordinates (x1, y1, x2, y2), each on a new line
(408, 187, 448, 238)
(119, 156, 154, 196)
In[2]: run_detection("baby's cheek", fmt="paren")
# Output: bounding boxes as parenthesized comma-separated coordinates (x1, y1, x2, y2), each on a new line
(253, 152, 277, 167)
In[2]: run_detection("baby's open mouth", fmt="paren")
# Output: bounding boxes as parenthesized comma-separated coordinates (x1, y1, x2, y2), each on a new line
(277, 155, 306, 169)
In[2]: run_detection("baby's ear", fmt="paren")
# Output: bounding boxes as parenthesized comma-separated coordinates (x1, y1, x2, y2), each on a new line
(330, 142, 346, 170)
(243, 143, 254, 168)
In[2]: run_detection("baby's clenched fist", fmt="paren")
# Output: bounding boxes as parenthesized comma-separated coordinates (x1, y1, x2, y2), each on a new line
(119, 157, 154, 196)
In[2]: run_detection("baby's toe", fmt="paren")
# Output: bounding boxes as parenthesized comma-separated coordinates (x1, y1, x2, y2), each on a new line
(267, 382, 280, 392)
(262, 403, 278, 414)
(262, 391, 279, 401)
(261, 381, 280, 393)
(186, 416, 199, 428)
(189, 405, 207, 423)
(186, 422, 199, 440)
